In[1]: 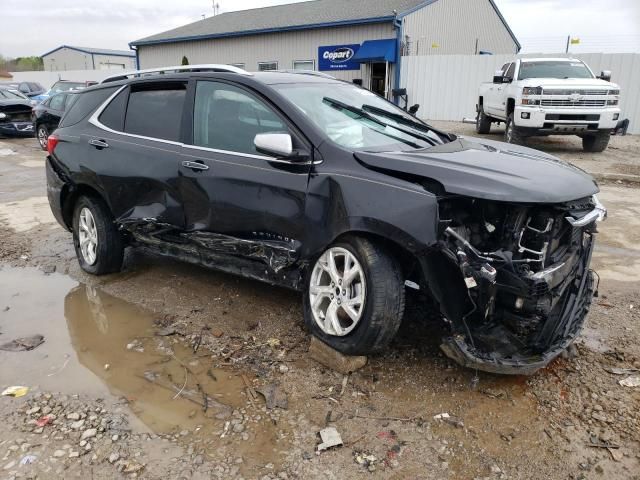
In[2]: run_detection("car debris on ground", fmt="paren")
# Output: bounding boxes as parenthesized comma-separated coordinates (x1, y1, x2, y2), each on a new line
(0, 334, 44, 351)
(317, 427, 343, 452)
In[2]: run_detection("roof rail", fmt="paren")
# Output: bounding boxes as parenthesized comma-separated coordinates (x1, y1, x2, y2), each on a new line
(273, 69, 336, 79)
(100, 64, 251, 84)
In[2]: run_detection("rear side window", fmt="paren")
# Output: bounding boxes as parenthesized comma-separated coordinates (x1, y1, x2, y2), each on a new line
(59, 86, 118, 128)
(124, 83, 186, 141)
(98, 88, 129, 131)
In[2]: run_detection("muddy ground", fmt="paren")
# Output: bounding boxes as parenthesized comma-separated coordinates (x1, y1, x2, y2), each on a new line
(0, 130, 638, 480)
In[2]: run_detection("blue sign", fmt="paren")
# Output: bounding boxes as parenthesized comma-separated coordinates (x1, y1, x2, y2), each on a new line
(318, 44, 361, 71)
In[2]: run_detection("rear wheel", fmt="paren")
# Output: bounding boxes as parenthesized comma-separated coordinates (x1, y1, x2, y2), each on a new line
(476, 107, 492, 134)
(303, 237, 405, 355)
(37, 124, 48, 151)
(505, 113, 526, 145)
(72, 195, 124, 275)
(582, 131, 611, 152)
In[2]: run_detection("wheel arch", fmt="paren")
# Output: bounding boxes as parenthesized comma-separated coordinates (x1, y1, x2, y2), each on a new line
(506, 97, 516, 116)
(61, 182, 110, 229)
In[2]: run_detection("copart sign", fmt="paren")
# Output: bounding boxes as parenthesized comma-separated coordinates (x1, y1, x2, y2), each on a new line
(318, 44, 361, 71)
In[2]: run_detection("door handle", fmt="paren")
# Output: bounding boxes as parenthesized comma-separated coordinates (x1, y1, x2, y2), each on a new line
(182, 160, 209, 171)
(89, 138, 109, 149)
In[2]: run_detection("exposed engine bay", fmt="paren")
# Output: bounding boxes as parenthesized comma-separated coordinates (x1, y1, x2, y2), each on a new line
(430, 195, 605, 374)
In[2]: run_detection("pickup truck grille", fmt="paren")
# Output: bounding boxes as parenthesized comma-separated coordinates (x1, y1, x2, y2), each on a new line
(542, 89, 610, 96)
(540, 99, 606, 108)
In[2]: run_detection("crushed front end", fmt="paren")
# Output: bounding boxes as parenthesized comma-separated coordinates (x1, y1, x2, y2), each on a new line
(428, 195, 605, 375)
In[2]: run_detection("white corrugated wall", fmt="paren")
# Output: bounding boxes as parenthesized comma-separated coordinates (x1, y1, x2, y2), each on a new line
(401, 53, 640, 134)
(402, 0, 519, 55)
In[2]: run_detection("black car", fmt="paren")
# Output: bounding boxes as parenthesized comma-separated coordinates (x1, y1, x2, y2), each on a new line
(0, 81, 45, 98)
(45, 69, 606, 375)
(0, 87, 34, 137)
(32, 92, 74, 150)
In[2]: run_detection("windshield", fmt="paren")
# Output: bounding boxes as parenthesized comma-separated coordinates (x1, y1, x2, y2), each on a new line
(274, 83, 446, 151)
(50, 81, 85, 94)
(518, 61, 594, 80)
(0, 88, 26, 100)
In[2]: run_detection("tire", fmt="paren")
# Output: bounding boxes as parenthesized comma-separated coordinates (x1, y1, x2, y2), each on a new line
(582, 131, 611, 152)
(303, 236, 405, 355)
(72, 195, 124, 275)
(36, 124, 48, 151)
(476, 107, 492, 134)
(504, 113, 526, 145)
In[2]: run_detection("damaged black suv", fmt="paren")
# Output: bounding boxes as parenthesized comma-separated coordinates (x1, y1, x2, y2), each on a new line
(46, 66, 606, 375)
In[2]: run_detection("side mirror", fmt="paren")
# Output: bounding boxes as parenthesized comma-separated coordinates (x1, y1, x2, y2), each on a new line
(408, 104, 420, 115)
(493, 70, 505, 83)
(598, 70, 612, 82)
(254, 133, 297, 159)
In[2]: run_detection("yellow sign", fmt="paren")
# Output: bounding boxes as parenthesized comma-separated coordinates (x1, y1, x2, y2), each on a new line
(432, 42, 440, 48)
(570, 38, 580, 45)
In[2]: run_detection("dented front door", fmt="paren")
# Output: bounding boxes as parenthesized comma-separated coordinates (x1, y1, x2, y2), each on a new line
(177, 80, 311, 268)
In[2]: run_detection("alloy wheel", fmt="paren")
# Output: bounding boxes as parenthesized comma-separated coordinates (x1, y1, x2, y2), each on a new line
(309, 247, 366, 336)
(78, 207, 98, 265)
(37, 126, 48, 149)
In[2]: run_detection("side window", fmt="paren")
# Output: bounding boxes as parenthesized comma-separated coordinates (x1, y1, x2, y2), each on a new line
(98, 88, 129, 131)
(123, 82, 187, 141)
(192, 81, 287, 155)
(49, 94, 66, 110)
(505, 62, 516, 80)
(60, 86, 117, 128)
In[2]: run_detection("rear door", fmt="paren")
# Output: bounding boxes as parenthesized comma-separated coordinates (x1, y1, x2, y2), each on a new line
(82, 81, 187, 228)
(179, 78, 311, 252)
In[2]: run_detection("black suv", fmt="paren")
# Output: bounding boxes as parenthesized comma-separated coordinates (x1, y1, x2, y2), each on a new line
(46, 69, 605, 374)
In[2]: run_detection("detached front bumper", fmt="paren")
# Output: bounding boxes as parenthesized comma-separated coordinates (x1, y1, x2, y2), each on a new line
(0, 121, 34, 137)
(514, 106, 620, 132)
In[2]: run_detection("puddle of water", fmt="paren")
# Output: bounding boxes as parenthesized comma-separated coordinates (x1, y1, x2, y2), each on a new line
(0, 266, 286, 470)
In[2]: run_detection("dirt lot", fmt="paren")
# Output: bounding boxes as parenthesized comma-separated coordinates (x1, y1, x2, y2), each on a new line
(0, 130, 639, 480)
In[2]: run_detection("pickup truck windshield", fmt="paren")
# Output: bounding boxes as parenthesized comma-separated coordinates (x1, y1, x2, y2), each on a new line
(50, 81, 85, 94)
(518, 61, 594, 80)
(274, 83, 445, 151)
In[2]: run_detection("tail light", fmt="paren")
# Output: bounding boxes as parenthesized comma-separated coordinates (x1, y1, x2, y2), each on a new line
(47, 134, 59, 155)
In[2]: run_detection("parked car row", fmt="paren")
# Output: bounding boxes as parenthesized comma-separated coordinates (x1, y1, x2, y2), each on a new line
(0, 79, 98, 145)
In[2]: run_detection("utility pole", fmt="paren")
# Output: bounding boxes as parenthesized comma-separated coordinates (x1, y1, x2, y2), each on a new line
(565, 35, 570, 53)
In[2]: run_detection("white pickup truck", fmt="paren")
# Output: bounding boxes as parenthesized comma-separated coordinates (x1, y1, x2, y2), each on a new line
(477, 58, 621, 152)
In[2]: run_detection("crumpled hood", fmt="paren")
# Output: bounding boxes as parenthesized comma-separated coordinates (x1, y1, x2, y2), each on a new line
(355, 136, 599, 203)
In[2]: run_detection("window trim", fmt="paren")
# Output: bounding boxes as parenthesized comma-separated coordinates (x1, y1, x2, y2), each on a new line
(292, 60, 315, 70)
(90, 82, 315, 165)
(257, 61, 278, 72)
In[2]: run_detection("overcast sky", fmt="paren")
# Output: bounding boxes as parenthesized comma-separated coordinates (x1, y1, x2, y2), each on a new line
(2, 0, 639, 58)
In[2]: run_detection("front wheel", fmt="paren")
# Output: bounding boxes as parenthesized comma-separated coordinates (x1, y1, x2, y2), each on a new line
(505, 113, 526, 145)
(303, 237, 405, 355)
(37, 124, 48, 151)
(582, 131, 611, 152)
(72, 195, 124, 275)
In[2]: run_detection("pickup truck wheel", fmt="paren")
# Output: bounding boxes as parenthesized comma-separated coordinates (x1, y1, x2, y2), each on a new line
(476, 109, 492, 134)
(505, 114, 525, 145)
(37, 125, 49, 151)
(303, 237, 405, 355)
(72, 195, 124, 275)
(582, 131, 611, 152)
